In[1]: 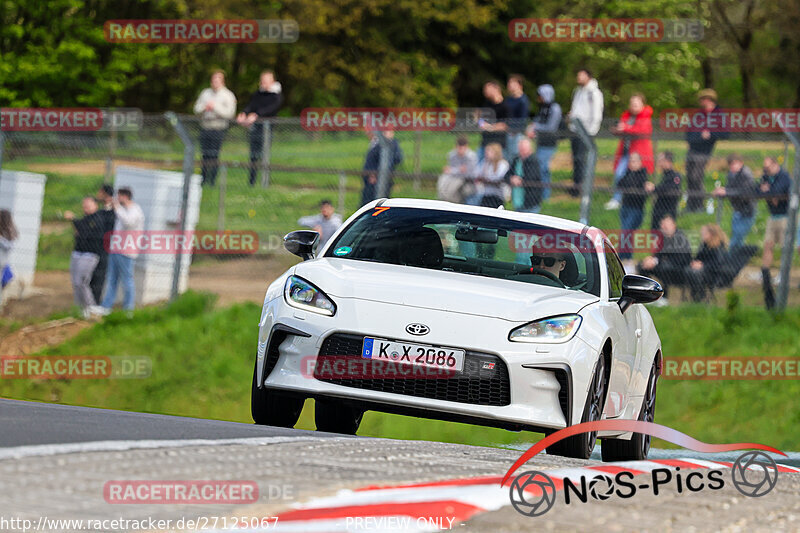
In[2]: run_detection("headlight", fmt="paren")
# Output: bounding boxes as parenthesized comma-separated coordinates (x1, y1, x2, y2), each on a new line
(284, 276, 336, 316)
(509, 315, 582, 343)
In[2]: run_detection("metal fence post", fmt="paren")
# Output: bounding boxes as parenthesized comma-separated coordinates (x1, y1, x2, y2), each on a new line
(777, 130, 800, 311)
(337, 172, 346, 215)
(217, 164, 227, 232)
(260, 120, 272, 188)
(165, 112, 195, 302)
(104, 124, 117, 184)
(376, 131, 392, 199)
(574, 119, 597, 225)
(413, 131, 422, 191)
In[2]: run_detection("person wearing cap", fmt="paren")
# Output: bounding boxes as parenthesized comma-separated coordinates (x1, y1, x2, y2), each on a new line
(526, 84, 562, 203)
(685, 89, 729, 213)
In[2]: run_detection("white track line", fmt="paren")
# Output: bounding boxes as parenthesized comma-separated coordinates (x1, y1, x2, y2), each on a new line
(0, 436, 332, 461)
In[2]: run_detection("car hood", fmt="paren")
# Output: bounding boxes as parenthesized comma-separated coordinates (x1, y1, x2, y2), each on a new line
(293, 258, 598, 322)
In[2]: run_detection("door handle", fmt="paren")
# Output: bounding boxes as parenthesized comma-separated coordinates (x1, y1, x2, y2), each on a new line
(635, 329, 642, 338)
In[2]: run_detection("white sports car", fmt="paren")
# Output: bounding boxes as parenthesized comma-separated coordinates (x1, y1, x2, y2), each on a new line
(252, 198, 664, 460)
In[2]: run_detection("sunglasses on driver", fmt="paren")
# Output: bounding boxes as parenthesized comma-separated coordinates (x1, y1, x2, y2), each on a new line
(530, 254, 565, 267)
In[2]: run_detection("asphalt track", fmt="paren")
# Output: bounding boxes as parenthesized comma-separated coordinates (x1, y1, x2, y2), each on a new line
(1, 399, 798, 532)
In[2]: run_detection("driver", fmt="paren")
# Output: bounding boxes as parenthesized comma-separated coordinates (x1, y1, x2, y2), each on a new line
(529, 243, 567, 279)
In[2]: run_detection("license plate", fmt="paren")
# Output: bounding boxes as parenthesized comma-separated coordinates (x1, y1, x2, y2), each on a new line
(362, 337, 465, 372)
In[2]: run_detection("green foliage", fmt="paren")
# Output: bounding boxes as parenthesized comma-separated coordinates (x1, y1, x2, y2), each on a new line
(2, 0, 798, 114)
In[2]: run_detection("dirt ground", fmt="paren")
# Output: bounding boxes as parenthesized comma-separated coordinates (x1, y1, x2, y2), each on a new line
(22, 159, 180, 176)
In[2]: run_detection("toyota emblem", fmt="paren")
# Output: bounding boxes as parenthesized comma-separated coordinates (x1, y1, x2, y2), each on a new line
(405, 323, 430, 336)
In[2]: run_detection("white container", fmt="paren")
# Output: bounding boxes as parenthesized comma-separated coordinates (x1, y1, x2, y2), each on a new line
(113, 165, 202, 306)
(0, 170, 47, 287)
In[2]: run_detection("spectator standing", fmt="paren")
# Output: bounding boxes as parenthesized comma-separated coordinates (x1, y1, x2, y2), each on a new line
(505, 138, 542, 214)
(685, 89, 729, 213)
(360, 130, 404, 206)
(193, 70, 237, 186)
(90, 184, 116, 304)
(437, 136, 478, 203)
(759, 156, 792, 278)
(94, 188, 145, 316)
(64, 197, 106, 318)
(478, 81, 510, 162)
(237, 70, 283, 186)
(505, 75, 530, 161)
(298, 200, 343, 247)
(0, 209, 18, 299)
(466, 142, 509, 208)
(527, 84, 562, 202)
(607, 93, 654, 210)
(568, 68, 603, 195)
(637, 215, 692, 306)
(645, 151, 683, 229)
(713, 154, 757, 250)
(617, 152, 649, 264)
(685, 224, 729, 302)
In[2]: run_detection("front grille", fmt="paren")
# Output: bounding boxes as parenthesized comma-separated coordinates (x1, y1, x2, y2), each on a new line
(314, 333, 511, 406)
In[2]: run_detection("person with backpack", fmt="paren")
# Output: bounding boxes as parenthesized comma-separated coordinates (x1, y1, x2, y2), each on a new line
(526, 84, 562, 202)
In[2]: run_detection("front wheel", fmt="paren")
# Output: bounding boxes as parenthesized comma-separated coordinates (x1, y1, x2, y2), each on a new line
(602, 354, 660, 461)
(547, 354, 607, 459)
(251, 359, 304, 427)
(315, 399, 364, 435)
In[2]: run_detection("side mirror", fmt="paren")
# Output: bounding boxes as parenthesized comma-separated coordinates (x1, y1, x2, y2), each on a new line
(619, 274, 663, 314)
(284, 230, 319, 261)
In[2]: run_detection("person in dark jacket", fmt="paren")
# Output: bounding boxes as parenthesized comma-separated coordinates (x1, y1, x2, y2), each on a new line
(712, 153, 757, 250)
(64, 197, 107, 317)
(759, 156, 792, 273)
(637, 215, 692, 304)
(617, 152, 649, 261)
(646, 151, 683, 229)
(360, 129, 404, 206)
(526, 84, 561, 202)
(505, 138, 542, 214)
(505, 75, 530, 161)
(477, 80, 510, 162)
(89, 184, 116, 304)
(685, 89, 729, 212)
(237, 71, 283, 186)
(685, 224, 728, 302)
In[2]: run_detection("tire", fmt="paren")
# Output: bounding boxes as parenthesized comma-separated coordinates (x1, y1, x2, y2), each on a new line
(314, 399, 364, 435)
(547, 354, 607, 459)
(602, 354, 660, 462)
(251, 359, 304, 427)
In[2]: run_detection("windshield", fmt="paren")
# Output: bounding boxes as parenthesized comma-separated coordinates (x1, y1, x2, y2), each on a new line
(325, 206, 601, 296)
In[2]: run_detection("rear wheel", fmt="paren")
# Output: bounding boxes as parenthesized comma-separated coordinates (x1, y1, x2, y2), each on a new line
(315, 399, 364, 435)
(547, 355, 607, 459)
(602, 354, 660, 461)
(251, 359, 304, 427)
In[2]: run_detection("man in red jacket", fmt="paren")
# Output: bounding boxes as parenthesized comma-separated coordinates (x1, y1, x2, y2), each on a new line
(605, 93, 654, 210)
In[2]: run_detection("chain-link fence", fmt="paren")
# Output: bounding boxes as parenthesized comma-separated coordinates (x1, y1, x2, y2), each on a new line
(0, 111, 798, 314)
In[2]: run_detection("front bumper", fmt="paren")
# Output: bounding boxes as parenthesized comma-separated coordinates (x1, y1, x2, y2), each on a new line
(256, 297, 600, 432)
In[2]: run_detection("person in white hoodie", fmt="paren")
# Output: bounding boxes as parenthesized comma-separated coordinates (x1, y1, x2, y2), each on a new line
(194, 70, 237, 186)
(567, 68, 604, 195)
(94, 188, 145, 316)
